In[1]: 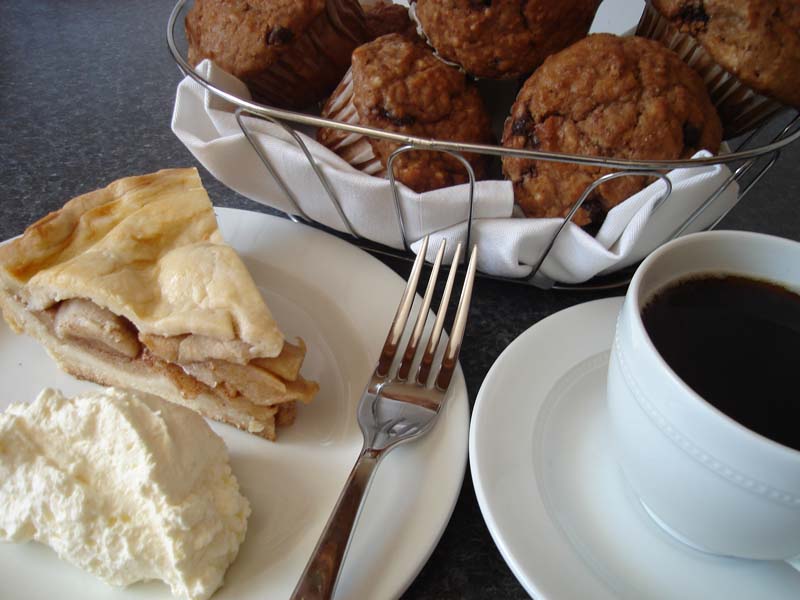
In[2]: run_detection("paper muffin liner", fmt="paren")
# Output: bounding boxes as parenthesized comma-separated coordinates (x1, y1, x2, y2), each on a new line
(318, 69, 386, 176)
(407, 3, 471, 75)
(245, 0, 369, 109)
(636, 1, 784, 138)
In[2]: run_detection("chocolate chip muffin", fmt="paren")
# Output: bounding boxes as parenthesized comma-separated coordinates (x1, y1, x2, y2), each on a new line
(502, 34, 723, 227)
(317, 34, 493, 193)
(651, 0, 800, 109)
(411, 0, 602, 79)
(186, 0, 370, 109)
(361, 0, 417, 39)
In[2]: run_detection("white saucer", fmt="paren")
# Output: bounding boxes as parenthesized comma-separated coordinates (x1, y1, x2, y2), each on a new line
(470, 297, 800, 600)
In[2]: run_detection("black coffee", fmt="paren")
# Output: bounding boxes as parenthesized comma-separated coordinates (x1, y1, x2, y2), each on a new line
(641, 274, 800, 452)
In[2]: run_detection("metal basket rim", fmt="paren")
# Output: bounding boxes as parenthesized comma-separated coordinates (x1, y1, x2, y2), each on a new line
(167, 0, 800, 170)
(166, 0, 798, 291)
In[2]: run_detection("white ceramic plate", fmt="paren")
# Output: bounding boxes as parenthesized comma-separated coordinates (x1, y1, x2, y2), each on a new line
(470, 297, 800, 600)
(0, 208, 469, 600)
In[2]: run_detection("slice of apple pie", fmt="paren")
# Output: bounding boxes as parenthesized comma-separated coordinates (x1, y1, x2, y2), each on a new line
(0, 168, 318, 440)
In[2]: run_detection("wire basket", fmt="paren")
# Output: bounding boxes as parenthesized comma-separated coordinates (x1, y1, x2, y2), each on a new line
(166, 0, 800, 290)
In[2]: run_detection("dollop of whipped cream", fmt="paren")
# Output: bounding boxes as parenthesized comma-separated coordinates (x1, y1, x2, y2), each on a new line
(0, 387, 250, 600)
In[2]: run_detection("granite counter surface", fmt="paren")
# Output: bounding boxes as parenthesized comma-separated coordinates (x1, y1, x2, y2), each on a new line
(2, 2, 799, 598)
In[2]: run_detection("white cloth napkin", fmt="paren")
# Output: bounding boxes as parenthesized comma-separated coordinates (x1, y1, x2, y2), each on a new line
(172, 60, 739, 284)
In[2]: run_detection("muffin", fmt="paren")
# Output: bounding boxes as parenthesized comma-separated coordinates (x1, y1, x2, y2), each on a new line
(186, 0, 370, 109)
(410, 0, 602, 79)
(639, 0, 799, 136)
(317, 34, 494, 193)
(502, 34, 723, 228)
(361, 0, 417, 39)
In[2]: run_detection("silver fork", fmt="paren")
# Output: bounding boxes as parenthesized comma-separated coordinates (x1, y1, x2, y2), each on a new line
(290, 237, 478, 600)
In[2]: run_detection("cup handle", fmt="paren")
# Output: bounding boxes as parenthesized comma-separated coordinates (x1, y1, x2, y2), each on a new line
(786, 556, 800, 572)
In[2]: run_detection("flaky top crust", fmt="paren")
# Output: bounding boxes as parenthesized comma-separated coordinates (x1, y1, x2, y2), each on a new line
(0, 168, 284, 358)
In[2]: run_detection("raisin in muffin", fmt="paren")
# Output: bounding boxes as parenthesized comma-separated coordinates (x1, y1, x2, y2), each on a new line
(411, 0, 602, 79)
(186, 0, 370, 109)
(317, 34, 493, 193)
(640, 0, 800, 135)
(502, 34, 723, 228)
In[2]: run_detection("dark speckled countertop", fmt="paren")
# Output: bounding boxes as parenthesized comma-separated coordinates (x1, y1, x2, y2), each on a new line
(2, 2, 799, 599)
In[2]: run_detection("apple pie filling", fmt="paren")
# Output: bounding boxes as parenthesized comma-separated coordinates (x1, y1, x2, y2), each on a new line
(37, 297, 313, 428)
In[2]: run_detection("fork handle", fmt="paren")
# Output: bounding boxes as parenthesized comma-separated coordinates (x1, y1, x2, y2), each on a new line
(290, 447, 381, 600)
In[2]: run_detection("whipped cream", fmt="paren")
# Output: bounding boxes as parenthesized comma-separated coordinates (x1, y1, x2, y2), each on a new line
(0, 387, 250, 600)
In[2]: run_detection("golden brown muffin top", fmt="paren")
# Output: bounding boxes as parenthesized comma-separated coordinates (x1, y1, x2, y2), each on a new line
(186, 0, 327, 77)
(502, 34, 722, 226)
(652, 0, 800, 107)
(412, 0, 602, 79)
(350, 33, 494, 192)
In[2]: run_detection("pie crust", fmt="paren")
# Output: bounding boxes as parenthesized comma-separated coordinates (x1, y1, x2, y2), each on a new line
(0, 168, 318, 440)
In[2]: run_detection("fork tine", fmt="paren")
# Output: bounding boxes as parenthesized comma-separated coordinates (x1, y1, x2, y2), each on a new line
(416, 242, 464, 386)
(435, 244, 478, 391)
(375, 236, 430, 377)
(397, 239, 446, 381)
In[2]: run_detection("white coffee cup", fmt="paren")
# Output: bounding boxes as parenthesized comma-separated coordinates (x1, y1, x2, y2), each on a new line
(607, 230, 800, 565)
